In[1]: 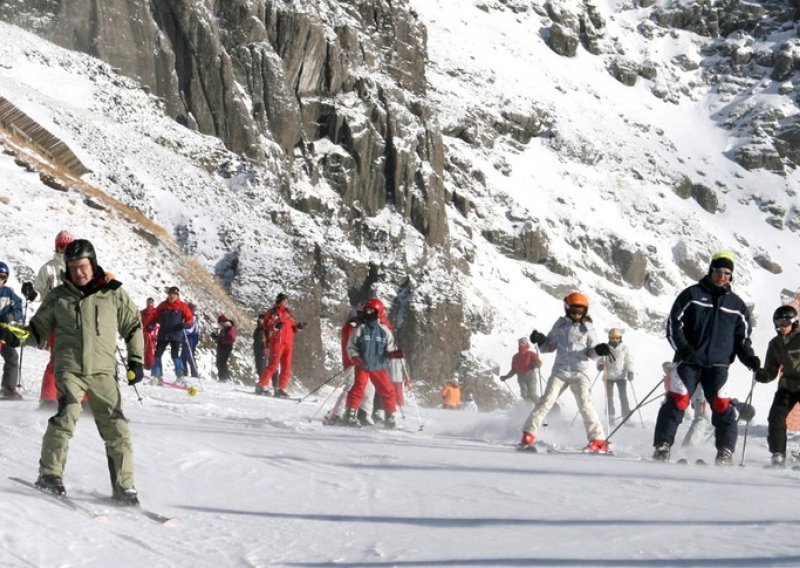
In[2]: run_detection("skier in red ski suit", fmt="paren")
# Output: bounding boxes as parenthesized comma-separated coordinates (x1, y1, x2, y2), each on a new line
(256, 293, 305, 397)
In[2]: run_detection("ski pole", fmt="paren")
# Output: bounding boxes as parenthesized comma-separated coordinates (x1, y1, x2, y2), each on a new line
(501, 376, 518, 399)
(116, 346, 143, 406)
(401, 359, 424, 431)
(739, 371, 757, 467)
(629, 380, 646, 428)
(299, 367, 348, 402)
(605, 377, 665, 443)
(570, 369, 604, 426)
(182, 328, 201, 381)
(308, 376, 348, 422)
(16, 296, 28, 389)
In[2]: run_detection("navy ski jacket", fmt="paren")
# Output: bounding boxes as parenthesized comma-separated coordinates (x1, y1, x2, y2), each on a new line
(666, 275, 755, 367)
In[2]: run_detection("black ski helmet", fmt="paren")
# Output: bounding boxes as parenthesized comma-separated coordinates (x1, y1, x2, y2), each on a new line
(772, 305, 799, 331)
(64, 239, 97, 269)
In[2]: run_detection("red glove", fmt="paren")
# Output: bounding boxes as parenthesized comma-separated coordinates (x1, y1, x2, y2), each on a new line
(389, 349, 405, 359)
(351, 357, 364, 368)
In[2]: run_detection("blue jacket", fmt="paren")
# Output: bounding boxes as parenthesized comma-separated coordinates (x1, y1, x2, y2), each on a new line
(667, 275, 755, 367)
(0, 286, 23, 323)
(347, 319, 396, 371)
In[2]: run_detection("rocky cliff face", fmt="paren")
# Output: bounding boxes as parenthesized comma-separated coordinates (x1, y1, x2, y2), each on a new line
(0, 0, 470, 398)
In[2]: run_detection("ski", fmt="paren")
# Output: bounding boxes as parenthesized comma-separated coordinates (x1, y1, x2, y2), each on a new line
(237, 389, 303, 402)
(546, 447, 641, 461)
(125, 504, 179, 526)
(9, 477, 108, 520)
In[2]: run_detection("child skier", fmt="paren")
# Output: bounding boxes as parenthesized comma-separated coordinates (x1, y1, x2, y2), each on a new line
(519, 292, 612, 453)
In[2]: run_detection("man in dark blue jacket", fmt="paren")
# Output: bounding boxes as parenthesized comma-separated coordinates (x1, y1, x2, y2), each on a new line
(654, 251, 759, 465)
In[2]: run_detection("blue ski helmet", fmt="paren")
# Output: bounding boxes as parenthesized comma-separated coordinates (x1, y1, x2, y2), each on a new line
(0, 262, 8, 277)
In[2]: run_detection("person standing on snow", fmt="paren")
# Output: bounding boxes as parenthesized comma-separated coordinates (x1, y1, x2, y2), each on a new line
(519, 292, 612, 453)
(345, 298, 403, 428)
(0, 239, 144, 504)
(140, 297, 158, 371)
(500, 337, 542, 403)
(597, 328, 635, 424)
(441, 378, 462, 409)
(755, 305, 800, 467)
(253, 313, 268, 383)
(324, 305, 376, 426)
(144, 286, 194, 381)
(255, 293, 305, 397)
(655, 251, 759, 465)
(0, 262, 23, 398)
(215, 315, 237, 382)
(462, 392, 479, 412)
(181, 302, 200, 378)
(20, 230, 75, 405)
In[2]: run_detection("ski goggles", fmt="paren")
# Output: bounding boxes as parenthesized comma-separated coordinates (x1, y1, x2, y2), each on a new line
(775, 319, 795, 328)
(567, 305, 587, 316)
(711, 267, 733, 277)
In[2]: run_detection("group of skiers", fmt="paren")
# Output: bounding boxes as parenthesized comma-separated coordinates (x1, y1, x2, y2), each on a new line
(511, 250, 796, 467)
(3, 237, 800, 507)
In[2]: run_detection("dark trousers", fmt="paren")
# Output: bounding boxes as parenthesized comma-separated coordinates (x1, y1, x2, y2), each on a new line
(768, 389, 800, 454)
(654, 364, 737, 451)
(1, 344, 19, 390)
(216, 343, 233, 381)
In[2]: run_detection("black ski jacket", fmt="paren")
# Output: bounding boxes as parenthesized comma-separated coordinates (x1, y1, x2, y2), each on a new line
(666, 275, 755, 367)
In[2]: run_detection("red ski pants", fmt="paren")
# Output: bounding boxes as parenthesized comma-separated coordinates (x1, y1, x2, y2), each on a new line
(347, 368, 397, 414)
(259, 341, 294, 389)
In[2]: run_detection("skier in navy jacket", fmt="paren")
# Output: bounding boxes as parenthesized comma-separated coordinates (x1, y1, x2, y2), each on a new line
(654, 251, 759, 465)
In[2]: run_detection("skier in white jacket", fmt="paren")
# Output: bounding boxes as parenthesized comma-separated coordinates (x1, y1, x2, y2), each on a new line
(519, 292, 612, 453)
(597, 328, 635, 424)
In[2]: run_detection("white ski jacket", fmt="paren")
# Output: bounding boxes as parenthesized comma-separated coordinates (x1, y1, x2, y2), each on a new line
(603, 343, 635, 382)
(33, 252, 65, 302)
(541, 316, 601, 376)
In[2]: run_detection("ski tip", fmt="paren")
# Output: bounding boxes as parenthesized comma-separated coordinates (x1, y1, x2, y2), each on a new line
(162, 517, 181, 528)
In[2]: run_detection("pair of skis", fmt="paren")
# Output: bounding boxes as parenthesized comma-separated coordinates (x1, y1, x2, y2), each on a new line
(9, 477, 178, 526)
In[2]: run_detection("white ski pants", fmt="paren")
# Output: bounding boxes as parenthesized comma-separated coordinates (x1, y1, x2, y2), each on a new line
(522, 371, 605, 441)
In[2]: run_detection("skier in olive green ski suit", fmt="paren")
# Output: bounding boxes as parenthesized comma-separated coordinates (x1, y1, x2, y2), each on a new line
(1, 239, 145, 504)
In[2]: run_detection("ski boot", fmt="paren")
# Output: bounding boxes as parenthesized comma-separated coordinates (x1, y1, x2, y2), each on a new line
(652, 443, 671, 462)
(371, 410, 384, 424)
(517, 431, 536, 452)
(715, 448, 733, 466)
(322, 413, 341, 426)
(254, 384, 270, 396)
(384, 413, 397, 429)
(35, 474, 66, 496)
(357, 409, 374, 427)
(771, 452, 786, 468)
(1, 386, 22, 400)
(344, 408, 361, 427)
(586, 439, 610, 453)
(274, 389, 290, 398)
(113, 486, 140, 507)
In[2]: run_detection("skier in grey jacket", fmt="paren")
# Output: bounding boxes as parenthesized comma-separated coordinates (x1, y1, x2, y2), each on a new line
(519, 292, 613, 453)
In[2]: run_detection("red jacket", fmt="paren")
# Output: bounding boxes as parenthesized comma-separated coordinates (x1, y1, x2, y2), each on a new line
(511, 344, 542, 375)
(146, 299, 194, 342)
(263, 305, 297, 348)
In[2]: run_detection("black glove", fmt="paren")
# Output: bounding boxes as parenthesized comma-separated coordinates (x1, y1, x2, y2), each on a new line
(274, 322, 284, 330)
(500, 373, 510, 382)
(0, 326, 20, 347)
(126, 362, 144, 385)
(389, 349, 404, 359)
(594, 343, 613, 357)
(678, 345, 698, 364)
(183, 322, 193, 329)
(754, 368, 771, 383)
(529, 330, 547, 346)
(743, 355, 760, 371)
(21, 282, 37, 302)
(297, 322, 306, 330)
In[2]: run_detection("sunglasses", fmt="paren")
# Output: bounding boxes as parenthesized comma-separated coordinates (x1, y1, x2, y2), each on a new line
(567, 306, 587, 315)
(711, 267, 733, 277)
